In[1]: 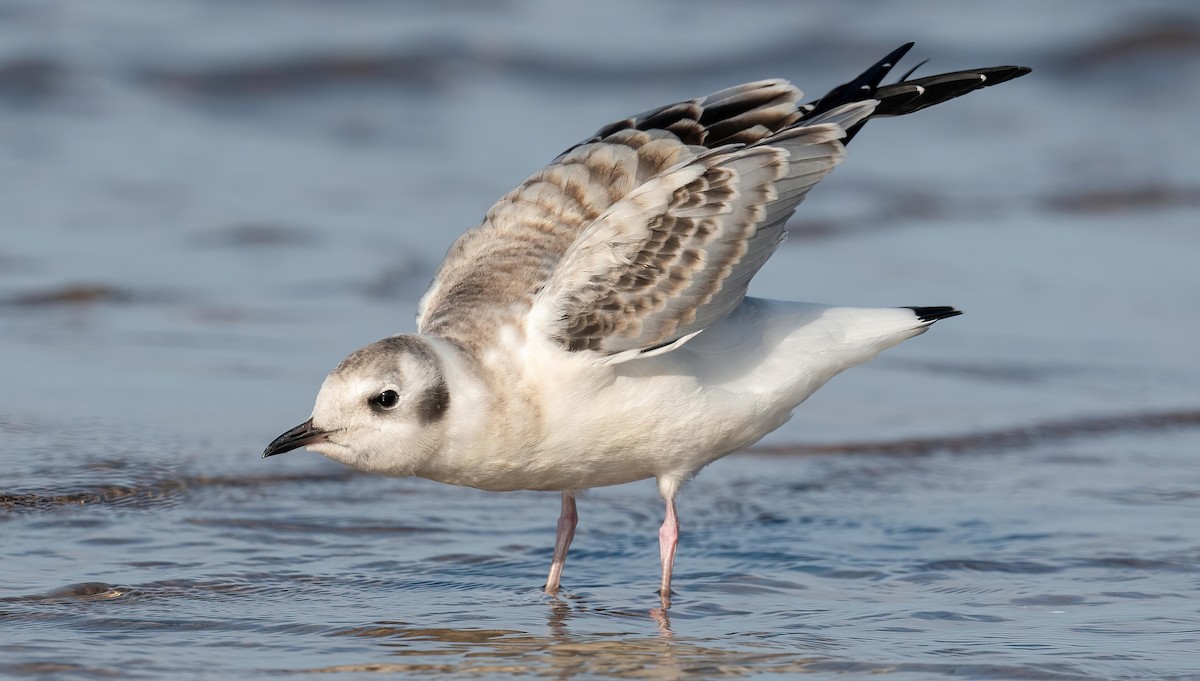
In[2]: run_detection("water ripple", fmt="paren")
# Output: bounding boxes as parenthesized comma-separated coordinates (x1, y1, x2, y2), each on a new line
(754, 408, 1200, 457)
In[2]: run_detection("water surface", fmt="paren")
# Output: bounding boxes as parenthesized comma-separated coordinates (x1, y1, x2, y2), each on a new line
(3, 1, 1200, 679)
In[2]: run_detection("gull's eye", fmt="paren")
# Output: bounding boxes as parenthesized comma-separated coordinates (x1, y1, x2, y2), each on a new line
(370, 389, 400, 410)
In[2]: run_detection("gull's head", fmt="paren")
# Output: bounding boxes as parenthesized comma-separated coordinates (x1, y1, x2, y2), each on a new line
(263, 335, 451, 476)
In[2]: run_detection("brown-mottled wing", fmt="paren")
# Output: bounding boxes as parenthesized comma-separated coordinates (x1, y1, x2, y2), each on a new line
(417, 45, 1030, 354)
(530, 102, 875, 360)
(417, 79, 822, 345)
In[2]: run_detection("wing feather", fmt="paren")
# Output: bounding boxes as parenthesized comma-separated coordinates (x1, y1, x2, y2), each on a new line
(420, 81, 814, 340)
(531, 108, 872, 359)
(417, 45, 1030, 356)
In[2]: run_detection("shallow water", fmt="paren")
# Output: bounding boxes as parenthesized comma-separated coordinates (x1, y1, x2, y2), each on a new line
(3, 1, 1200, 679)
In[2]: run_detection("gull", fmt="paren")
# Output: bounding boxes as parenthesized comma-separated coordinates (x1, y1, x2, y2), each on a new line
(264, 43, 1030, 599)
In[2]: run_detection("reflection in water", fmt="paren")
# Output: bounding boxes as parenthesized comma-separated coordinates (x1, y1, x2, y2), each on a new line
(546, 597, 572, 639)
(307, 618, 790, 679)
(292, 614, 1104, 679)
(649, 604, 673, 638)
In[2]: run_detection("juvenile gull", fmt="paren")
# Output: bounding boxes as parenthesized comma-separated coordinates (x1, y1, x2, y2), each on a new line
(265, 43, 1030, 598)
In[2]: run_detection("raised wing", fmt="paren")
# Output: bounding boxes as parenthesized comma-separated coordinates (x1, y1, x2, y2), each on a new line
(418, 44, 1030, 354)
(529, 103, 874, 361)
(417, 79, 818, 342)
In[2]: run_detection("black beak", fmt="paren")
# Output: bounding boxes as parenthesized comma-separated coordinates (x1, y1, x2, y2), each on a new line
(263, 418, 330, 458)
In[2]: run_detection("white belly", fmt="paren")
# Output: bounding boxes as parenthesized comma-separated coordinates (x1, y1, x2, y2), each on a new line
(415, 298, 928, 493)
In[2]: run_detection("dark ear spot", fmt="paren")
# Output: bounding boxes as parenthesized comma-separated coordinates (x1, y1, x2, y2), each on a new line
(417, 376, 450, 425)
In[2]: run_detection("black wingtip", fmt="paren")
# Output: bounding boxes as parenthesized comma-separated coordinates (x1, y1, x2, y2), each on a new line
(872, 64, 1031, 118)
(809, 42, 915, 114)
(905, 306, 963, 323)
(803, 44, 1031, 144)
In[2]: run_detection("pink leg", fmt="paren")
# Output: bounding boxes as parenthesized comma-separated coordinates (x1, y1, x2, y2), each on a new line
(658, 498, 679, 597)
(544, 491, 577, 593)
